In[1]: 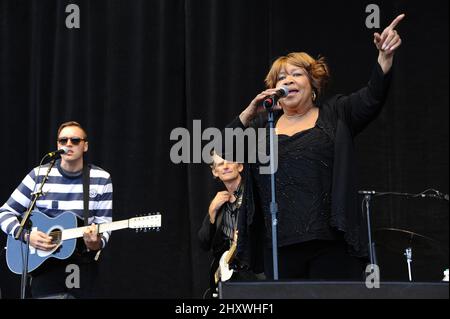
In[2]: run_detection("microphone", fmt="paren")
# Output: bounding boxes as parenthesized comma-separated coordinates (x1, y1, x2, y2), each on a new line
(46, 147, 69, 158)
(437, 191, 449, 201)
(262, 86, 289, 109)
(422, 190, 449, 201)
(358, 190, 376, 195)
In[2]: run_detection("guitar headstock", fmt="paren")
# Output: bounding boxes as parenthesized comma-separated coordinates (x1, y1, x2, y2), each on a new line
(129, 213, 161, 232)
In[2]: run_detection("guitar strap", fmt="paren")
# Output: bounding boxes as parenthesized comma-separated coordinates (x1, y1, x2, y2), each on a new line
(82, 163, 90, 226)
(82, 163, 102, 261)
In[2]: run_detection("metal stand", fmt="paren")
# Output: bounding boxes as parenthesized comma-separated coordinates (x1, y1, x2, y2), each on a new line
(16, 159, 56, 299)
(363, 193, 378, 271)
(260, 87, 288, 280)
(267, 110, 279, 280)
(359, 188, 448, 282)
(404, 247, 413, 281)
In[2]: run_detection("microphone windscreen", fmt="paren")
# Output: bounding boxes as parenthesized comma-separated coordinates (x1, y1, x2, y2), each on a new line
(279, 85, 289, 97)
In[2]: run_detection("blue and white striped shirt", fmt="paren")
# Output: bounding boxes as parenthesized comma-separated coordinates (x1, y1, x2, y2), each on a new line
(0, 160, 113, 248)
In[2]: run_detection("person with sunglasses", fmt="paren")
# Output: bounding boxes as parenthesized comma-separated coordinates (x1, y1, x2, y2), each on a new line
(0, 121, 113, 298)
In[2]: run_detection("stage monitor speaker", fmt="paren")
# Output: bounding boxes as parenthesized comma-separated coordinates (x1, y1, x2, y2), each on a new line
(219, 281, 448, 299)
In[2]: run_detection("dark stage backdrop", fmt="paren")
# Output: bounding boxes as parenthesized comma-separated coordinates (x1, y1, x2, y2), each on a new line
(0, 0, 448, 298)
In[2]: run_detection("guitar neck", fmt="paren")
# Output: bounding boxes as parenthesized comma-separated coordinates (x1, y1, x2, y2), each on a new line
(224, 243, 237, 264)
(61, 220, 129, 241)
(225, 231, 238, 264)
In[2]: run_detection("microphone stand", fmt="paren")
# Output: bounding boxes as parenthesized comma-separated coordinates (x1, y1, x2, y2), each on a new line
(16, 158, 56, 299)
(266, 107, 279, 280)
(359, 188, 448, 282)
(262, 89, 287, 280)
(359, 191, 378, 273)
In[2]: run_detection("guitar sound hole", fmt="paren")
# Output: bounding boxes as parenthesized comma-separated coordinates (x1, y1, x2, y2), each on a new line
(49, 229, 62, 245)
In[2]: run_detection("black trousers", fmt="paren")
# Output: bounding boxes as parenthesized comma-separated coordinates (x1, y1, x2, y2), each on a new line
(264, 239, 366, 280)
(30, 254, 99, 299)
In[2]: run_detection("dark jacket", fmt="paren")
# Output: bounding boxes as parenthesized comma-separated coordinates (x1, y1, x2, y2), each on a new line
(198, 206, 229, 258)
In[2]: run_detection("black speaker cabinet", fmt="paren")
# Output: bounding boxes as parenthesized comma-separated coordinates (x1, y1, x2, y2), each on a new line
(219, 281, 449, 299)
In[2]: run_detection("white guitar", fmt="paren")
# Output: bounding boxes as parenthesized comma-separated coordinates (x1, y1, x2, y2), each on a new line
(214, 230, 238, 285)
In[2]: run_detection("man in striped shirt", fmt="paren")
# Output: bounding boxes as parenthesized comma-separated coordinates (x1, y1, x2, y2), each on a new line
(0, 121, 113, 298)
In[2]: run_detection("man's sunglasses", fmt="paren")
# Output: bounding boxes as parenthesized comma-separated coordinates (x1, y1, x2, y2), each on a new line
(57, 137, 86, 145)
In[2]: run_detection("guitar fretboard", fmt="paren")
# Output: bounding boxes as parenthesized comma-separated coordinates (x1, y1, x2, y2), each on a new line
(61, 220, 129, 241)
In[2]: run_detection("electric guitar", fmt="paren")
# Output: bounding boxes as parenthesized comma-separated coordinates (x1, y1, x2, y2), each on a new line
(213, 230, 238, 285)
(6, 210, 161, 274)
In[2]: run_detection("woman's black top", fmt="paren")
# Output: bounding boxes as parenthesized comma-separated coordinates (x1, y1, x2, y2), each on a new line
(252, 113, 339, 247)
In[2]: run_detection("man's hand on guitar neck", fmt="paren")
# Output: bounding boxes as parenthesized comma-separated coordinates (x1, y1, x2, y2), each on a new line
(27, 231, 57, 251)
(208, 191, 231, 224)
(83, 224, 102, 251)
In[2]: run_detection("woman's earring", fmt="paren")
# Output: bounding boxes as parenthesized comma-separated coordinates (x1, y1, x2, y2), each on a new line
(312, 91, 317, 101)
